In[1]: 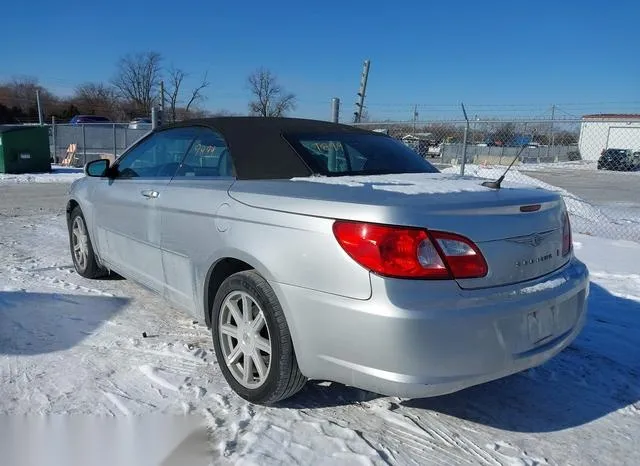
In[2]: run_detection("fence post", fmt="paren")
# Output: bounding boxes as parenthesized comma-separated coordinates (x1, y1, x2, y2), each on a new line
(151, 107, 158, 130)
(51, 116, 57, 165)
(331, 98, 340, 123)
(113, 123, 117, 159)
(82, 124, 87, 167)
(547, 105, 555, 159)
(460, 122, 469, 176)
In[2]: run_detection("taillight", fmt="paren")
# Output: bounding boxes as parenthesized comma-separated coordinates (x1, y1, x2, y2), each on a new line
(562, 211, 572, 256)
(431, 231, 489, 279)
(332, 221, 488, 280)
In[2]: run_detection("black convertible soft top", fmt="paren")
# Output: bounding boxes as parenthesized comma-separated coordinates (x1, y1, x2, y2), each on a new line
(158, 116, 380, 180)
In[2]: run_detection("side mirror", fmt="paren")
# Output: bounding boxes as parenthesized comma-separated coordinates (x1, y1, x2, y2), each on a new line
(85, 159, 110, 177)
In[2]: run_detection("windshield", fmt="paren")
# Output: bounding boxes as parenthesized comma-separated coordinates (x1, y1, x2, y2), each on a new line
(284, 132, 439, 176)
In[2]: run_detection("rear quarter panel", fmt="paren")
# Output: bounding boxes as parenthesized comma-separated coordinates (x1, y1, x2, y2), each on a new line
(212, 198, 373, 301)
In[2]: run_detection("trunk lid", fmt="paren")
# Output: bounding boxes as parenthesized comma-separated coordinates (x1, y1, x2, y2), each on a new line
(228, 173, 569, 289)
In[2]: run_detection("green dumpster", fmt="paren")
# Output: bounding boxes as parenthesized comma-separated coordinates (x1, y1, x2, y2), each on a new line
(0, 125, 52, 174)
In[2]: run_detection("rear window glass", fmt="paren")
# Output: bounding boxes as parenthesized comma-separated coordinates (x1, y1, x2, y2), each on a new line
(284, 132, 439, 176)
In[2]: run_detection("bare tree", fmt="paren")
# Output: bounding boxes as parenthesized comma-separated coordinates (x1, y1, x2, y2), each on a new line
(73, 82, 121, 119)
(0, 76, 60, 122)
(111, 51, 162, 116)
(247, 67, 296, 117)
(165, 67, 210, 122)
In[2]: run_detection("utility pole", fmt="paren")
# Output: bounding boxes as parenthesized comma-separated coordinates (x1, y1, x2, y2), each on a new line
(460, 103, 470, 176)
(412, 104, 418, 133)
(331, 98, 340, 123)
(36, 89, 44, 125)
(354, 59, 370, 123)
(473, 114, 479, 143)
(160, 80, 165, 115)
(547, 104, 555, 158)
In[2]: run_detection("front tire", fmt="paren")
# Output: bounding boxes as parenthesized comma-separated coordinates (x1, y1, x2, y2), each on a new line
(68, 206, 105, 279)
(212, 270, 306, 404)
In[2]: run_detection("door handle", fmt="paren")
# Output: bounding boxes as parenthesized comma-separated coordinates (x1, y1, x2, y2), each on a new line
(141, 189, 159, 199)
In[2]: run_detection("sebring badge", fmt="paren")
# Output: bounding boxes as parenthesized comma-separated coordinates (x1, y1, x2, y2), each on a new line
(515, 253, 553, 267)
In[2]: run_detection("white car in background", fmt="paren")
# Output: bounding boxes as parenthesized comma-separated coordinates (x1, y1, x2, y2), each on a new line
(128, 118, 152, 130)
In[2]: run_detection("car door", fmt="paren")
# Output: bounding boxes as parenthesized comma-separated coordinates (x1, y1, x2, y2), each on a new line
(91, 127, 199, 292)
(158, 127, 237, 314)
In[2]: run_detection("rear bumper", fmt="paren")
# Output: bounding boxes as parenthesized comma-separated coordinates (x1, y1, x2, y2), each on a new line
(271, 257, 589, 398)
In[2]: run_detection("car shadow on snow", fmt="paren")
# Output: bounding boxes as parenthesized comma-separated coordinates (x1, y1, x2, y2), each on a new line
(0, 291, 129, 356)
(281, 283, 640, 432)
(401, 282, 640, 432)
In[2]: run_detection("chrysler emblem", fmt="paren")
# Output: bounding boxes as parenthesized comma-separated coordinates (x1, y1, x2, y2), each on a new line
(507, 230, 554, 247)
(530, 234, 543, 247)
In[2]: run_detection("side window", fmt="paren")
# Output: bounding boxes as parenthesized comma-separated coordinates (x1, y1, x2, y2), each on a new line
(300, 140, 351, 172)
(115, 127, 198, 179)
(174, 128, 235, 178)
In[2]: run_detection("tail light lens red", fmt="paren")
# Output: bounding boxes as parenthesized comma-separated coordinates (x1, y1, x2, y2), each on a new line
(562, 210, 572, 256)
(332, 221, 488, 280)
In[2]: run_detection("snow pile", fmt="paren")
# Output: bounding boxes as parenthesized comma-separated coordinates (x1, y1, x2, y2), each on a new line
(0, 166, 84, 184)
(443, 164, 640, 242)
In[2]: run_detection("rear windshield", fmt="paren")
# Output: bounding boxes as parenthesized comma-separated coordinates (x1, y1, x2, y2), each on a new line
(284, 132, 439, 176)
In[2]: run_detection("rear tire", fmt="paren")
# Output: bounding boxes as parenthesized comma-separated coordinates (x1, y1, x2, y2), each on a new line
(212, 270, 306, 405)
(68, 206, 106, 279)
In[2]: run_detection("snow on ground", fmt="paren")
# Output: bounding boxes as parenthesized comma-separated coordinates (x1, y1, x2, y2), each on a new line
(1, 198, 639, 464)
(0, 166, 84, 184)
(443, 164, 640, 242)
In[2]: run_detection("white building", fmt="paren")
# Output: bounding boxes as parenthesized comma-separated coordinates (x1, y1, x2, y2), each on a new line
(578, 114, 640, 161)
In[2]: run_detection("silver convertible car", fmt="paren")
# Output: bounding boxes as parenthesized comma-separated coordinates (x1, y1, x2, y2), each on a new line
(66, 117, 589, 404)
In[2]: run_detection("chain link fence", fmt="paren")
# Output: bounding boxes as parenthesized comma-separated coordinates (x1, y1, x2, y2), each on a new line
(354, 118, 640, 243)
(48, 123, 150, 166)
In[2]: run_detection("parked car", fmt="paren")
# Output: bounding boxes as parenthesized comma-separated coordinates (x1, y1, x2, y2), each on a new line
(597, 148, 640, 171)
(69, 115, 112, 125)
(66, 117, 589, 405)
(128, 117, 152, 130)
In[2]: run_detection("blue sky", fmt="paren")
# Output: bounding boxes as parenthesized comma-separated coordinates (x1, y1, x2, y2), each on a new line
(2, 0, 639, 121)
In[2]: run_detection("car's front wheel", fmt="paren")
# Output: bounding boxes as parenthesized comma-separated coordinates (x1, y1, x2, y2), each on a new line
(212, 270, 306, 404)
(68, 206, 105, 279)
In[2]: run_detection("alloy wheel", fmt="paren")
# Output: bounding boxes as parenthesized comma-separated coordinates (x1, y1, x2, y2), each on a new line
(71, 216, 89, 272)
(218, 291, 272, 389)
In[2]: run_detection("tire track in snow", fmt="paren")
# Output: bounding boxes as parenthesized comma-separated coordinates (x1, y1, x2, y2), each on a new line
(295, 398, 530, 466)
(403, 412, 501, 466)
(139, 364, 180, 392)
(8, 264, 116, 297)
(95, 377, 159, 413)
(382, 417, 480, 465)
(102, 391, 131, 416)
(486, 441, 550, 466)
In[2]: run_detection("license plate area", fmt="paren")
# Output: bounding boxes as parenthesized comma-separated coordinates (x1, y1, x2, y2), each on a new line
(527, 306, 557, 345)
